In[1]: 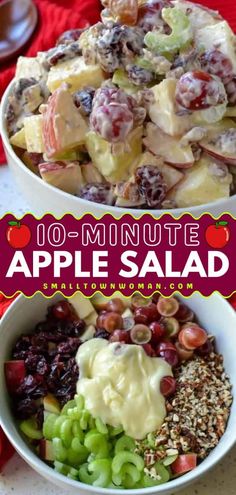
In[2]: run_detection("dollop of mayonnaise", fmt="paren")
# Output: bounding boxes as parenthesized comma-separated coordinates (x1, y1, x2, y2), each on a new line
(76, 339, 172, 440)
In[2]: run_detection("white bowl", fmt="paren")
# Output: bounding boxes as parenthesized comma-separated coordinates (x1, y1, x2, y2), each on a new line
(0, 293, 236, 494)
(1, 80, 236, 218)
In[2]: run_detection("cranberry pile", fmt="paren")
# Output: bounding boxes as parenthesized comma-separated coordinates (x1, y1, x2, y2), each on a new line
(7, 301, 85, 422)
(93, 294, 214, 397)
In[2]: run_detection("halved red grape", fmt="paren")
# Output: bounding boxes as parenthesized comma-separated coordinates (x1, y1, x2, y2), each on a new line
(160, 350, 179, 368)
(130, 324, 152, 344)
(156, 341, 176, 354)
(176, 70, 227, 111)
(109, 329, 131, 344)
(178, 325, 208, 350)
(141, 343, 156, 357)
(160, 376, 176, 397)
(175, 304, 194, 323)
(149, 321, 165, 344)
(134, 303, 159, 324)
(131, 294, 152, 310)
(107, 298, 125, 314)
(175, 342, 194, 361)
(97, 312, 123, 333)
(137, 0, 168, 32)
(157, 297, 179, 317)
(196, 338, 214, 356)
(162, 317, 180, 338)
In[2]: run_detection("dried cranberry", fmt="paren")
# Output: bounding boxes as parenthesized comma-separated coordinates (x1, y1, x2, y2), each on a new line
(127, 65, 154, 85)
(73, 87, 95, 116)
(16, 398, 38, 419)
(135, 165, 167, 208)
(52, 300, 72, 320)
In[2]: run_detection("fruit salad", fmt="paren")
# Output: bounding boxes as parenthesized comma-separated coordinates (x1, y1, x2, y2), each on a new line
(5, 0, 236, 209)
(4, 294, 232, 489)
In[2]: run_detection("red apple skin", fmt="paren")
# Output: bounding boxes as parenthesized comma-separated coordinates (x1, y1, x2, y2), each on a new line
(200, 144, 236, 166)
(205, 222, 230, 248)
(6, 222, 31, 249)
(4, 361, 26, 394)
(171, 454, 197, 475)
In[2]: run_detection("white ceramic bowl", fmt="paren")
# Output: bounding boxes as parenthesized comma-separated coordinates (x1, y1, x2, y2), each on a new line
(1, 80, 236, 218)
(0, 293, 236, 494)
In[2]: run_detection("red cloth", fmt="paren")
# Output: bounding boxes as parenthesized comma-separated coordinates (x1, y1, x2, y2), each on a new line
(0, 0, 236, 164)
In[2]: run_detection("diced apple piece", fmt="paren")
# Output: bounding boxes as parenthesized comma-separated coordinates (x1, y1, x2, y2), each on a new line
(47, 57, 105, 93)
(4, 360, 26, 394)
(43, 394, 61, 414)
(115, 196, 146, 207)
(122, 308, 133, 318)
(200, 128, 236, 165)
(39, 439, 55, 461)
(81, 162, 105, 184)
(69, 294, 95, 320)
(167, 155, 232, 207)
(144, 123, 194, 168)
(137, 152, 184, 191)
(24, 115, 45, 153)
(39, 161, 83, 194)
(15, 56, 47, 81)
(42, 85, 88, 158)
(195, 21, 236, 73)
(10, 128, 27, 149)
(85, 126, 143, 182)
(84, 311, 98, 326)
(148, 79, 192, 137)
(80, 325, 96, 343)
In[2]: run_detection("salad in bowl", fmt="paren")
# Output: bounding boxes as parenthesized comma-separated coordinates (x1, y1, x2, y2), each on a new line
(3, 293, 233, 490)
(3, 0, 236, 210)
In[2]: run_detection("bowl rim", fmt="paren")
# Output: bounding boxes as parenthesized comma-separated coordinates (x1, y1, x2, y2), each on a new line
(1, 79, 236, 217)
(0, 292, 236, 494)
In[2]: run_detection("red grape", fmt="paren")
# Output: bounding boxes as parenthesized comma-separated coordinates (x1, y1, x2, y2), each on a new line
(162, 317, 180, 337)
(200, 50, 233, 82)
(196, 339, 214, 356)
(131, 294, 152, 310)
(149, 321, 165, 344)
(107, 298, 125, 314)
(175, 303, 194, 323)
(109, 0, 138, 26)
(157, 297, 179, 317)
(141, 343, 156, 356)
(137, 0, 168, 32)
(156, 341, 176, 354)
(134, 303, 159, 324)
(175, 342, 193, 361)
(160, 349, 179, 367)
(224, 76, 236, 106)
(130, 324, 152, 344)
(160, 376, 176, 397)
(52, 300, 72, 320)
(96, 312, 123, 333)
(109, 329, 131, 343)
(178, 325, 208, 350)
(175, 70, 227, 111)
(90, 103, 133, 143)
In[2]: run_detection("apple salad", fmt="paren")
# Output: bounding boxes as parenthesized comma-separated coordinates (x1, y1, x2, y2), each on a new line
(5, 0, 236, 209)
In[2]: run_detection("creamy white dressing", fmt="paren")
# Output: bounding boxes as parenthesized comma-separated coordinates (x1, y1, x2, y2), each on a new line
(76, 339, 172, 439)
